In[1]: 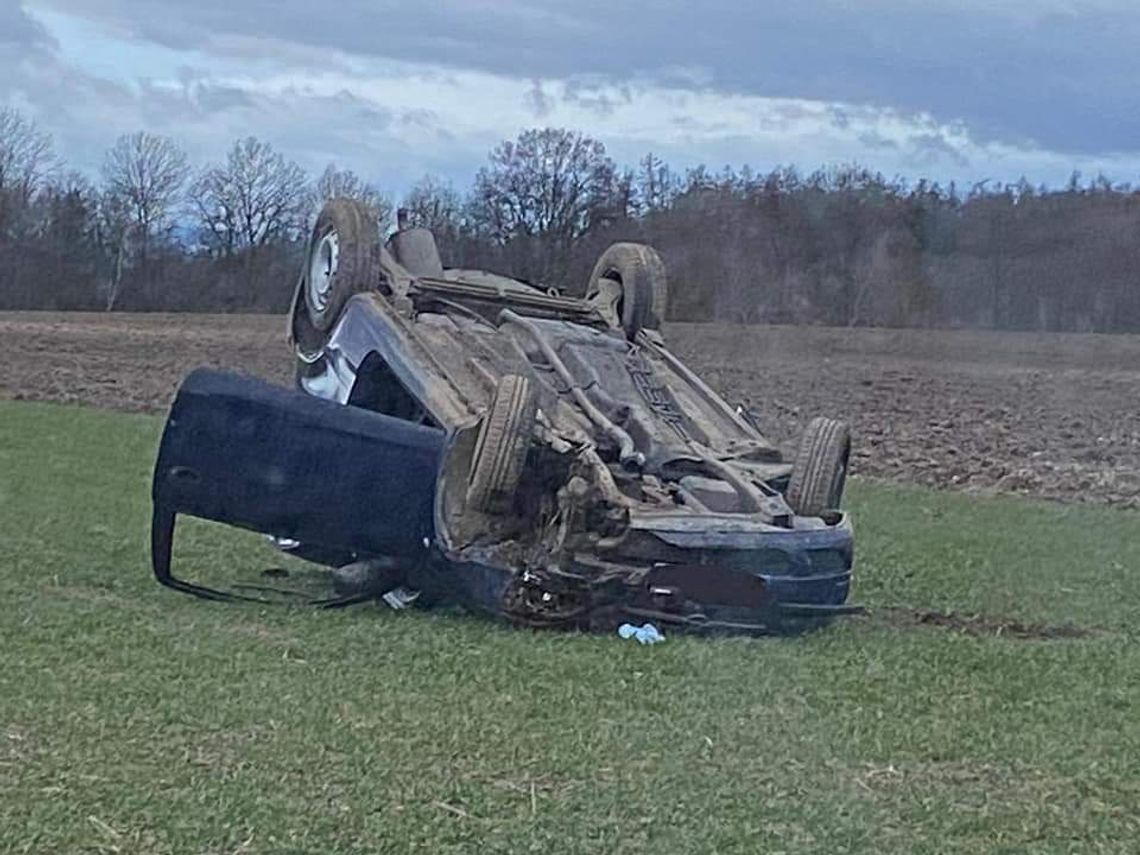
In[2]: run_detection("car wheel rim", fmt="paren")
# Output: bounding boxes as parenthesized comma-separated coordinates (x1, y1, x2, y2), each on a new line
(307, 230, 339, 313)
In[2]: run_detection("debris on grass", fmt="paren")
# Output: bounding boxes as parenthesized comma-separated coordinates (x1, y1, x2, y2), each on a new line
(618, 623, 666, 644)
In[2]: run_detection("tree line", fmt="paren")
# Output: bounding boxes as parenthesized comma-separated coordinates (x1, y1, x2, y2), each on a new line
(2, 106, 1140, 332)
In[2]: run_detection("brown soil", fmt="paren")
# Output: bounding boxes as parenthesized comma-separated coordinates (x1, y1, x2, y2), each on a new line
(3, 312, 1139, 508)
(667, 323, 1140, 509)
(0, 313, 292, 412)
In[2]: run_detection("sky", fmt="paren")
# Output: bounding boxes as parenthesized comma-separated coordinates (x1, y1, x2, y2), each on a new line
(5, 0, 1140, 196)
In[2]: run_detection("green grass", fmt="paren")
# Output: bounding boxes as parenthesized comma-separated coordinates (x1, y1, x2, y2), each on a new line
(2, 401, 1139, 854)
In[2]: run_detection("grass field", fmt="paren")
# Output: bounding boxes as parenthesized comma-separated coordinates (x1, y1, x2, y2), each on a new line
(2, 400, 1139, 853)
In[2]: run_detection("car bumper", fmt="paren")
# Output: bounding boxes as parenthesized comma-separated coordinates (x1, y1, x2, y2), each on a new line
(426, 513, 856, 634)
(612, 510, 853, 599)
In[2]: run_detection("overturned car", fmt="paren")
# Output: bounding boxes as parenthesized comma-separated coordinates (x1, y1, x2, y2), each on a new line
(151, 200, 857, 634)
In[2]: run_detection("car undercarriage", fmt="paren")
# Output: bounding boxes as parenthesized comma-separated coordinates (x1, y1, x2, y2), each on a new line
(150, 199, 858, 635)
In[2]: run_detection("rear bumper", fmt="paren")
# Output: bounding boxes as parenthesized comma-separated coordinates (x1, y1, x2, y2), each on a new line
(426, 514, 856, 634)
(612, 511, 853, 604)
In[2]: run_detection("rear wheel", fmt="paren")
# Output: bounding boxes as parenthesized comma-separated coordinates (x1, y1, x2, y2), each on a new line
(303, 198, 382, 331)
(786, 417, 851, 517)
(586, 242, 668, 339)
(467, 374, 537, 514)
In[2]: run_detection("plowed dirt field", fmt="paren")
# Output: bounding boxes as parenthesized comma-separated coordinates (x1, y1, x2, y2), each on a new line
(4, 312, 1138, 506)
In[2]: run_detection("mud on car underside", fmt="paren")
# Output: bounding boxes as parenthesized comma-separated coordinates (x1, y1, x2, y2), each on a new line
(151, 200, 858, 635)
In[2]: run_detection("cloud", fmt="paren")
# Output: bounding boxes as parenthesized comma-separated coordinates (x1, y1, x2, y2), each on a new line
(0, 4, 57, 106)
(524, 80, 552, 119)
(0, 4, 53, 48)
(27, 0, 1140, 155)
(560, 79, 632, 118)
(907, 132, 971, 170)
(6, 0, 1140, 194)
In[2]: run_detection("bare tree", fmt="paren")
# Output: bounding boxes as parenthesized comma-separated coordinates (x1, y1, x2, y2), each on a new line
(95, 189, 137, 311)
(636, 152, 678, 214)
(0, 108, 54, 241)
(402, 175, 463, 234)
(0, 110, 55, 307)
(11, 118, 1140, 331)
(101, 132, 189, 257)
(0, 108, 53, 202)
(466, 128, 618, 285)
(316, 163, 390, 228)
(469, 128, 618, 244)
(190, 137, 311, 254)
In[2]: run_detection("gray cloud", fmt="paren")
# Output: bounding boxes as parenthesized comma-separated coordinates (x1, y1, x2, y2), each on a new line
(7, 0, 1140, 194)
(856, 131, 899, 151)
(906, 132, 971, 169)
(560, 79, 631, 118)
(0, 4, 56, 100)
(26, 0, 1140, 155)
(524, 80, 553, 118)
(0, 3, 53, 47)
(0, 43, 449, 189)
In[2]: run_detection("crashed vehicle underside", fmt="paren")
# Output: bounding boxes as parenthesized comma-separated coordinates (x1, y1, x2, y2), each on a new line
(151, 200, 857, 634)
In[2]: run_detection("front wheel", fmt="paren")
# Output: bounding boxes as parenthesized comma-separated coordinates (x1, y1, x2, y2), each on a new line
(466, 374, 537, 514)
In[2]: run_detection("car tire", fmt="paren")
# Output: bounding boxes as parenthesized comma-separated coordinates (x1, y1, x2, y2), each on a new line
(586, 242, 668, 339)
(303, 198, 382, 332)
(786, 417, 851, 517)
(467, 374, 537, 514)
(290, 271, 326, 363)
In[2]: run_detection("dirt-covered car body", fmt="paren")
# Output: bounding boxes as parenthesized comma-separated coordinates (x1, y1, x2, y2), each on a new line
(151, 203, 856, 634)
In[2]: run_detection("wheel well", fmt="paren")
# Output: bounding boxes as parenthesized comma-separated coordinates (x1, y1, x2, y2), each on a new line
(348, 352, 437, 427)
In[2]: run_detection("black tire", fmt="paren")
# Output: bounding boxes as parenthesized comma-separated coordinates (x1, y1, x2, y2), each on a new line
(586, 242, 668, 339)
(467, 374, 536, 513)
(303, 198, 382, 332)
(289, 275, 326, 363)
(785, 417, 851, 517)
